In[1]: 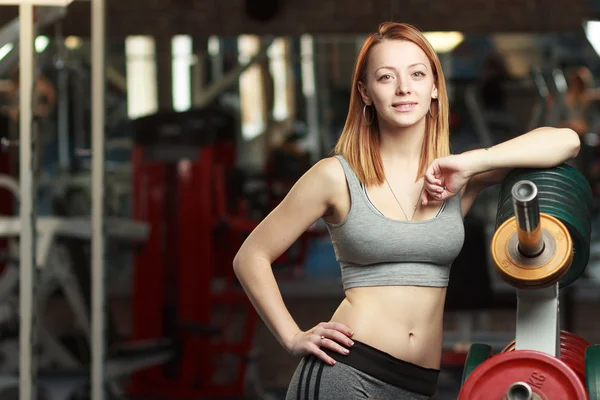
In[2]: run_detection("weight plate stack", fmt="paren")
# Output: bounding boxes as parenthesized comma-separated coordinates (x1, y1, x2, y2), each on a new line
(501, 330, 590, 386)
(586, 344, 600, 400)
(459, 350, 588, 400)
(495, 164, 593, 288)
(461, 343, 493, 385)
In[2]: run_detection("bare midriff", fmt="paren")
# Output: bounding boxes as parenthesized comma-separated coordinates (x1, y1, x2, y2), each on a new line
(329, 285, 447, 369)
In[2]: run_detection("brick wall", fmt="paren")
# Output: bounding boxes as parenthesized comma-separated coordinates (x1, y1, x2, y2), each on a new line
(0, 0, 593, 38)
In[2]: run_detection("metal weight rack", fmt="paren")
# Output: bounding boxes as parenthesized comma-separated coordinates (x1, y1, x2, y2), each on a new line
(0, 1, 106, 399)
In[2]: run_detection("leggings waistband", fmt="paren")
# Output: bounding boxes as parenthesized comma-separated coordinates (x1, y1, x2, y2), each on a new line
(324, 340, 440, 396)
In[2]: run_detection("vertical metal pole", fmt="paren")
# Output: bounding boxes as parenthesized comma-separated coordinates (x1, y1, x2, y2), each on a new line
(19, 4, 37, 400)
(91, 0, 107, 399)
(300, 35, 320, 163)
(57, 48, 70, 169)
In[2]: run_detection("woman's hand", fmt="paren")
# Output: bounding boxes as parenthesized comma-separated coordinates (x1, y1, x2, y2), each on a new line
(285, 322, 354, 365)
(422, 154, 474, 206)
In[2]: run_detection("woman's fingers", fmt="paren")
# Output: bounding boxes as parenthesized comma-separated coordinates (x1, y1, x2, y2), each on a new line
(321, 322, 354, 338)
(320, 336, 351, 356)
(312, 347, 337, 366)
(424, 181, 444, 201)
(311, 322, 354, 359)
(320, 329, 354, 348)
(421, 190, 429, 206)
(425, 169, 443, 186)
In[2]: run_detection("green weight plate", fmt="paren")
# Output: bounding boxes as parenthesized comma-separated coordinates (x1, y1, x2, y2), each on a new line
(586, 345, 600, 400)
(552, 164, 593, 191)
(504, 166, 590, 188)
(497, 199, 591, 239)
(504, 164, 590, 190)
(496, 201, 590, 241)
(496, 195, 591, 237)
(500, 172, 592, 202)
(498, 175, 592, 209)
(516, 176, 593, 206)
(461, 343, 493, 385)
(503, 187, 592, 216)
(500, 167, 592, 207)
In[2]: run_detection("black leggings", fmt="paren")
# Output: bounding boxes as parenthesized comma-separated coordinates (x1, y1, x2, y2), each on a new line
(285, 340, 440, 400)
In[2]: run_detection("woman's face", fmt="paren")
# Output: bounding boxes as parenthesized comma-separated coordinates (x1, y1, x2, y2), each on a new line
(359, 40, 438, 129)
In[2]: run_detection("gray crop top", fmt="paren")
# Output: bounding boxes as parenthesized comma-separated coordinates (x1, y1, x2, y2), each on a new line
(325, 155, 466, 289)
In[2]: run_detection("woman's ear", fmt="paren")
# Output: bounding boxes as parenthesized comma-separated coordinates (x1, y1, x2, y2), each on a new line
(432, 85, 438, 100)
(358, 81, 371, 105)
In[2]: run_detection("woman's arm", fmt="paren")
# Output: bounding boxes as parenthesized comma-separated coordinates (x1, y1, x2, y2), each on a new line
(422, 127, 581, 214)
(460, 127, 581, 212)
(466, 127, 580, 187)
(233, 157, 353, 364)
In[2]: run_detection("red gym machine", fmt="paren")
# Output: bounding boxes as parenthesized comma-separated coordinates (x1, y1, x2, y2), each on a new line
(129, 107, 259, 398)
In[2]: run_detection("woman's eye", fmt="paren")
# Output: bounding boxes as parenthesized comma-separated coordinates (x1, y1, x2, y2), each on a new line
(379, 74, 392, 81)
(413, 71, 426, 78)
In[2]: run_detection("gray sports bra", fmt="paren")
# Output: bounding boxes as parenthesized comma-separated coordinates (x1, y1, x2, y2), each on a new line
(325, 155, 466, 290)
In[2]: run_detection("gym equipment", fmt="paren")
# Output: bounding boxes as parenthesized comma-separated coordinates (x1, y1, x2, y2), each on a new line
(587, 345, 600, 399)
(495, 165, 593, 288)
(459, 167, 598, 398)
(130, 107, 263, 399)
(528, 65, 570, 129)
(0, 7, 66, 78)
(460, 350, 588, 399)
(501, 330, 590, 385)
(0, 174, 175, 400)
(492, 211, 573, 289)
(461, 343, 493, 385)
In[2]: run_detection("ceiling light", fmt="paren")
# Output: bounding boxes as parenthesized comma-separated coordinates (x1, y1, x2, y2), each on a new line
(423, 31, 465, 54)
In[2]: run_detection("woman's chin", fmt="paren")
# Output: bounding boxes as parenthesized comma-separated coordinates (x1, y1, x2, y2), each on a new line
(381, 114, 427, 130)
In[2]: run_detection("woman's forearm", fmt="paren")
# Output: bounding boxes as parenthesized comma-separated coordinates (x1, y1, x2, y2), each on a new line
(465, 127, 581, 175)
(233, 254, 301, 351)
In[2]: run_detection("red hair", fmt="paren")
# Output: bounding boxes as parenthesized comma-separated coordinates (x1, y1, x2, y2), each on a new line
(333, 22, 450, 185)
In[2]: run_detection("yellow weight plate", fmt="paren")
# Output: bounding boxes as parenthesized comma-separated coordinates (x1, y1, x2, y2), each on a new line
(491, 213, 573, 289)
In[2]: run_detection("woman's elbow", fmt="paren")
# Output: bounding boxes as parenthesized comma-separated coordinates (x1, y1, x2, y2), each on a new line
(233, 246, 259, 275)
(560, 128, 581, 159)
(233, 250, 245, 274)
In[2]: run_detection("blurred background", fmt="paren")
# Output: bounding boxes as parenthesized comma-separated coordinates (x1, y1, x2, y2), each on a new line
(1, 0, 600, 399)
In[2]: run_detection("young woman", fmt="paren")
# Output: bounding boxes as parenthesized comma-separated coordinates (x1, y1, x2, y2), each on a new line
(233, 22, 581, 399)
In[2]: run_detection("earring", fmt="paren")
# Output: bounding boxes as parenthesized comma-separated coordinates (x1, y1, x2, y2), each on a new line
(429, 96, 439, 117)
(363, 104, 374, 125)
(429, 102, 439, 118)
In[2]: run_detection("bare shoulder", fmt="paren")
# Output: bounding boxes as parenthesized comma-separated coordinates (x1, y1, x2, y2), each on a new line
(310, 156, 348, 200)
(313, 156, 346, 182)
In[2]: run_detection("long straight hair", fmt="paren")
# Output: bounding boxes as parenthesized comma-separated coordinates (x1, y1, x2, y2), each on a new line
(333, 22, 450, 186)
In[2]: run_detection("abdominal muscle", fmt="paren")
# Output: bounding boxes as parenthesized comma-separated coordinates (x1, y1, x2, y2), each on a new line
(329, 285, 447, 369)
